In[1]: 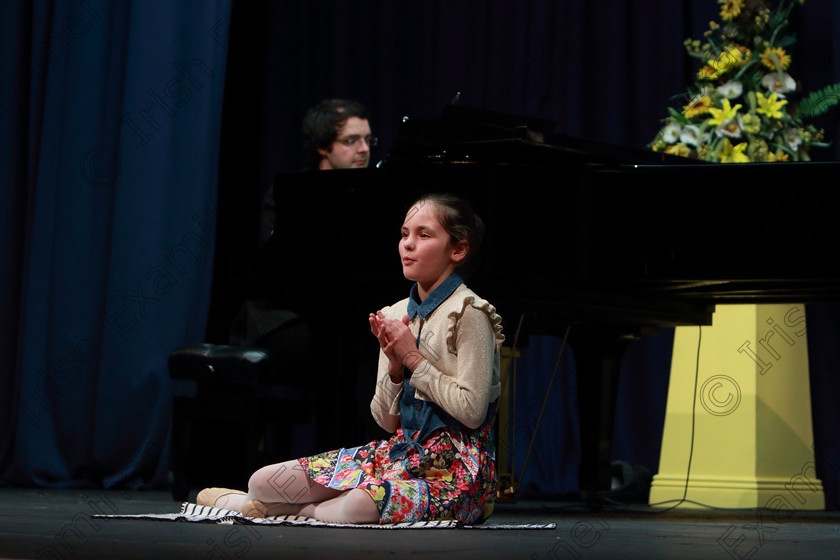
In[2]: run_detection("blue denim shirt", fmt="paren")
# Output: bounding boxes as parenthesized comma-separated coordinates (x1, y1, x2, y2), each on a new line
(389, 273, 494, 461)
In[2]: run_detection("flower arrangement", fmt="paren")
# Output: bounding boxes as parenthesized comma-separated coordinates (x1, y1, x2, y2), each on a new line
(650, 0, 839, 163)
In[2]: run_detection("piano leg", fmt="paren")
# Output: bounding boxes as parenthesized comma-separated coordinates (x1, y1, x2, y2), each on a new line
(570, 328, 634, 506)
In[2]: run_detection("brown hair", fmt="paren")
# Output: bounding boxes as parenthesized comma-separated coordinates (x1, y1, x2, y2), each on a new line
(414, 193, 485, 278)
(302, 99, 369, 170)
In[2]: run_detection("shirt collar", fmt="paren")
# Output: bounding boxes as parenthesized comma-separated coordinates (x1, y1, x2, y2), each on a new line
(407, 273, 463, 320)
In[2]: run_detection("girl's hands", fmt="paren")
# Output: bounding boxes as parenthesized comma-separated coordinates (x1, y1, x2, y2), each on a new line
(369, 312, 423, 382)
(368, 311, 390, 348)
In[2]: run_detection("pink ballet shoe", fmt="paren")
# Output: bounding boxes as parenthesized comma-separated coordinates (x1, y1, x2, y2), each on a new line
(240, 498, 271, 518)
(196, 487, 246, 509)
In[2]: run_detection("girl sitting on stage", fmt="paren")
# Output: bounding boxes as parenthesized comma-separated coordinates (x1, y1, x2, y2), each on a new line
(197, 193, 504, 524)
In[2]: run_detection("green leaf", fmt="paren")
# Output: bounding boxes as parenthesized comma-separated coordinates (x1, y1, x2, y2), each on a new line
(797, 83, 840, 118)
(776, 35, 796, 49)
(667, 106, 686, 123)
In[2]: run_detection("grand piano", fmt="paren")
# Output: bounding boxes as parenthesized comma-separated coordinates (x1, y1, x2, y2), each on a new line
(238, 103, 840, 500)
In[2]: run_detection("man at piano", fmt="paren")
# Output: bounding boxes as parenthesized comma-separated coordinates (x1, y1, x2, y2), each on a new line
(261, 98, 375, 244)
(239, 98, 378, 445)
(302, 98, 376, 171)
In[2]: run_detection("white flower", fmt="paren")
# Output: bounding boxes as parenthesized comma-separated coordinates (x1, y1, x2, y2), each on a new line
(679, 125, 702, 146)
(662, 122, 681, 144)
(761, 72, 796, 96)
(717, 80, 743, 99)
(715, 117, 742, 139)
(784, 127, 802, 150)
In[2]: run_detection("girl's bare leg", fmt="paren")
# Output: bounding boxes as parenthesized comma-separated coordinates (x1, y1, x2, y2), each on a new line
(243, 488, 379, 523)
(247, 460, 341, 504)
(298, 488, 380, 524)
(197, 459, 332, 513)
(244, 460, 380, 523)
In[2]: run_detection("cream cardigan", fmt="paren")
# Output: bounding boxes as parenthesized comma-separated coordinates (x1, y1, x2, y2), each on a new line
(370, 283, 505, 432)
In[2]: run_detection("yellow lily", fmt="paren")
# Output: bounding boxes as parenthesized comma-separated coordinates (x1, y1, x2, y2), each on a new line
(756, 91, 788, 119)
(718, 138, 750, 163)
(706, 98, 742, 126)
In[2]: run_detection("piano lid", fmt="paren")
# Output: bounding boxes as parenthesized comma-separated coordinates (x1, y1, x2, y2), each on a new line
(246, 104, 840, 333)
(382, 103, 695, 168)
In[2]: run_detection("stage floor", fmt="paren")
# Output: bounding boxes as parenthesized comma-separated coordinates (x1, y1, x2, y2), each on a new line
(2, 488, 840, 559)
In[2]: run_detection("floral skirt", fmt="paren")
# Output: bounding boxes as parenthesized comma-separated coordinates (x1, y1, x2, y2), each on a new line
(298, 425, 497, 524)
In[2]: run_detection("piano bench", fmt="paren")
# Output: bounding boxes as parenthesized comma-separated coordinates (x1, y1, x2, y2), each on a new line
(168, 343, 311, 502)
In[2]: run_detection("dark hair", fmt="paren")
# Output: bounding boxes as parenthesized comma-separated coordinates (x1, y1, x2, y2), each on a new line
(302, 99, 369, 169)
(414, 193, 485, 278)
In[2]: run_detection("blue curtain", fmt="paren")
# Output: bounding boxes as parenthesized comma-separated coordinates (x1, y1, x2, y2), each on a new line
(0, 0, 231, 489)
(505, 335, 581, 499)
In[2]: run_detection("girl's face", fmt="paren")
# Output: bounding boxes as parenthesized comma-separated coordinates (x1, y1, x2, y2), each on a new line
(399, 201, 466, 299)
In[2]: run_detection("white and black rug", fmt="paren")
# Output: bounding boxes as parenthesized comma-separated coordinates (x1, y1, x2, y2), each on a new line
(93, 502, 556, 530)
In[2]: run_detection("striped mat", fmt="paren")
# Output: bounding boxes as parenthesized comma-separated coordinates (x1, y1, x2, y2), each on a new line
(93, 502, 556, 530)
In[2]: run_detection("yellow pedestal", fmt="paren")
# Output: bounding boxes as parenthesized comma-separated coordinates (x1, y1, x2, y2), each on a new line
(649, 304, 824, 510)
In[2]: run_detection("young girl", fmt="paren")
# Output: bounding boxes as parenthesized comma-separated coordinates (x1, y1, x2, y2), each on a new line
(197, 193, 504, 524)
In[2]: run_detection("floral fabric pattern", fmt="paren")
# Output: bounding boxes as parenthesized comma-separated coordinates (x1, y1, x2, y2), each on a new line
(299, 425, 497, 525)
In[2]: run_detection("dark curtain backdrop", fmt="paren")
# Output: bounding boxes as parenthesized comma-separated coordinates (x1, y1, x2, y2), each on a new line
(214, 0, 840, 506)
(1, 0, 231, 488)
(3, 0, 840, 507)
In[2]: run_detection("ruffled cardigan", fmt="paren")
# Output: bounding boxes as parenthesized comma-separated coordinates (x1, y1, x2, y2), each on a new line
(370, 283, 505, 433)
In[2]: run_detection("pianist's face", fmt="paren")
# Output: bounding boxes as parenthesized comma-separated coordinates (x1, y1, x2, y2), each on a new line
(400, 201, 467, 298)
(318, 116, 372, 170)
